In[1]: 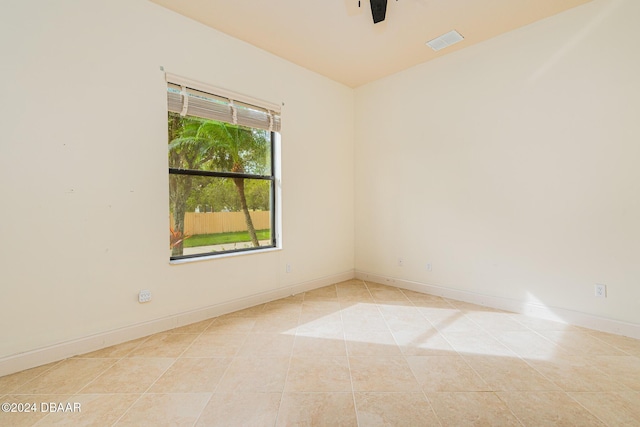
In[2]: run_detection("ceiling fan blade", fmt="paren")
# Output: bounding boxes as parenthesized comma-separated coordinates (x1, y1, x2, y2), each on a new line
(370, 0, 388, 23)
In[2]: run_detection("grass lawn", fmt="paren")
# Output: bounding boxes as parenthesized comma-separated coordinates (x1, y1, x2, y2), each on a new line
(183, 229, 271, 247)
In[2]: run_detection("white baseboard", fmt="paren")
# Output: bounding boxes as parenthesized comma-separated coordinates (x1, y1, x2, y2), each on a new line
(355, 270, 640, 340)
(0, 270, 355, 377)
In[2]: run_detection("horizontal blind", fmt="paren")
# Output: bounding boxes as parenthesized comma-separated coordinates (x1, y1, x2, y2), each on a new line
(166, 74, 281, 133)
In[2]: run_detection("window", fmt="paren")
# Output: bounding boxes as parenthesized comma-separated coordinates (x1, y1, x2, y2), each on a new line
(166, 74, 281, 260)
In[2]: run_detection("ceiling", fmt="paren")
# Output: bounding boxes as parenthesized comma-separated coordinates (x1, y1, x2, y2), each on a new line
(150, 0, 593, 88)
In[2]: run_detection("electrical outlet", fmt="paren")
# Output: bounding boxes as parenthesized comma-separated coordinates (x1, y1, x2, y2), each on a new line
(139, 290, 151, 303)
(426, 263, 432, 272)
(397, 257, 404, 267)
(286, 263, 291, 273)
(595, 284, 607, 298)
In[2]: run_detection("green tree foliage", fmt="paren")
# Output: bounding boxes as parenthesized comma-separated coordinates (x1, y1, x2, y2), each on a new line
(168, 113, 271, 256)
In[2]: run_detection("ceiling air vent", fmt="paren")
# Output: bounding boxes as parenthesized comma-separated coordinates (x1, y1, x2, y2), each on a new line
(426, 30, 464, 51)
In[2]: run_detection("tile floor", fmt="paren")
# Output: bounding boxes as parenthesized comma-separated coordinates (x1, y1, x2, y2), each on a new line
(1, 279, 639, 426)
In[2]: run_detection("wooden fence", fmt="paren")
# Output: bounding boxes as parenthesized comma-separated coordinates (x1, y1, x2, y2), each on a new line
(180, 211, 271, 235)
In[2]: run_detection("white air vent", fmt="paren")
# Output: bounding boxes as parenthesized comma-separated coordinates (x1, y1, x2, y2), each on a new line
(426, 30, 464, 51)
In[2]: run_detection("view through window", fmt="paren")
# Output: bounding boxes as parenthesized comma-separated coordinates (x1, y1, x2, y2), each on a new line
(167, 78, 279, 260)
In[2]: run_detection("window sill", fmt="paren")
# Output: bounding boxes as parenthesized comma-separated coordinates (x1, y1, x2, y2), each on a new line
(169, 246, 282, 265)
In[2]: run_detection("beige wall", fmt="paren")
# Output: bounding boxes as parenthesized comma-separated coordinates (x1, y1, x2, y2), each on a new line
(0, 0, 354, 358)
(355, 0, 640, 324)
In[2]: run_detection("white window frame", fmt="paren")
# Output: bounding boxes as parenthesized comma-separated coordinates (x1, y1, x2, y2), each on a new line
(166, 73, 282, 263)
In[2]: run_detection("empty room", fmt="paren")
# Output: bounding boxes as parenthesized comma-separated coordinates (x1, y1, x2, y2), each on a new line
(1, 0, 639, 425)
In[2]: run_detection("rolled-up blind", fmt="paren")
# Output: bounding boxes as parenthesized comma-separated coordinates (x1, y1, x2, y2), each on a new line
(166, 73, 281, 133)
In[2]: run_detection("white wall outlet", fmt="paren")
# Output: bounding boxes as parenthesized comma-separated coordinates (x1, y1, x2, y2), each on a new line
(426, 263, 433, 272)
(595, 284, 607, 298)
(138, 290, 151, 303)
(286, 263, 291, 273)
(397, 257, 404, 267)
